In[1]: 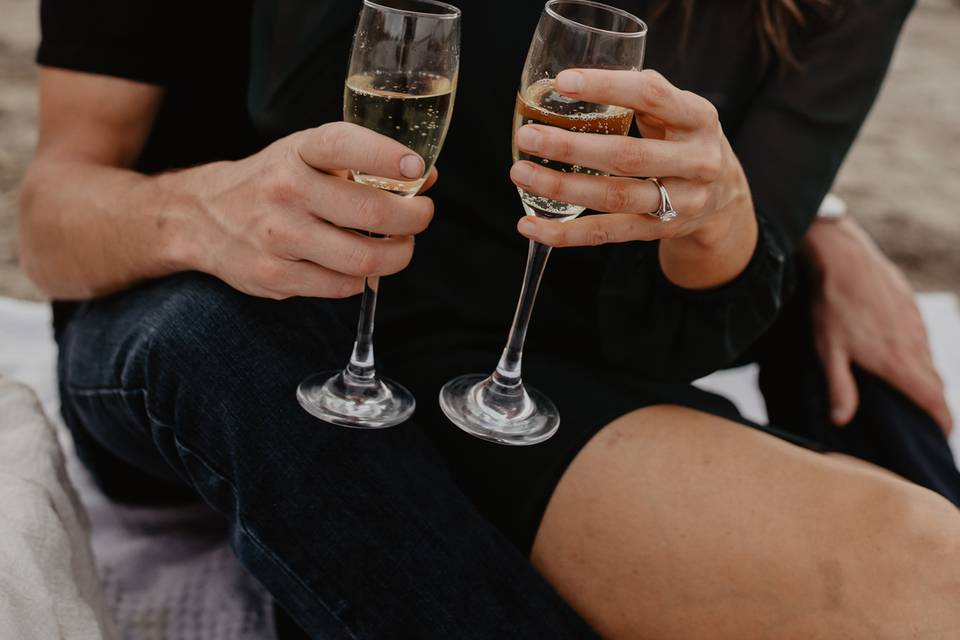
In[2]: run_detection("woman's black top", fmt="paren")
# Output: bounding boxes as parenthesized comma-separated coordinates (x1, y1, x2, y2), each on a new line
(37, 0, 914, 381)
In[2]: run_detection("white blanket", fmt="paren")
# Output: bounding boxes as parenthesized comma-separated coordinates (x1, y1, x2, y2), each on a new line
(0, 378, 116, 640)
(0, 297, 275, 640)
(1, 294, 959, 640)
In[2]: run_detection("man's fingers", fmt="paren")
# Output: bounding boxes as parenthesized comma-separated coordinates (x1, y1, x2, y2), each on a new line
(821, 342, 859, 426)
(419, 166, 439, 194)
(300, 173, 434, 236)
(276, 217, 415, 278)
(555, 69, 716, 132)
(297, 122, 425, 181)
(922, 379, 954, 436)
(886, 364, 954, 436)
(261, 260, 365, 300)
(515, 125, 696, 178)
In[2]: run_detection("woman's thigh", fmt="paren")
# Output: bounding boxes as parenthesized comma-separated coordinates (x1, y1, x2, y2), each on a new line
(533, 405, 960, 640)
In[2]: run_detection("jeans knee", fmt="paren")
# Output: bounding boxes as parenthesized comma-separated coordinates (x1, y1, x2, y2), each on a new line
(141, 274, 250, 370)
(138, 274, 351, 402)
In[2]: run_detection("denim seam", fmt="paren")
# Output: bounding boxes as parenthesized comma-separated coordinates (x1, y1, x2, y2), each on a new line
(140, 405, 360, 640)
(65, 380, 357, 638)
(65, 384, 150, 395)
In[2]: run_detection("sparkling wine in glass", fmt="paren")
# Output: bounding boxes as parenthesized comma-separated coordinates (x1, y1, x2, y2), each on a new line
(298, 0, 460, 428)
(439, 0, 645, 445)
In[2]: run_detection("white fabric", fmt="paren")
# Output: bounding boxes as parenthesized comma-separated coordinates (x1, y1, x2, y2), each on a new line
(1, 294, 959, 640)
(0, 377, 116, 640)
(0, 298, 275, 640)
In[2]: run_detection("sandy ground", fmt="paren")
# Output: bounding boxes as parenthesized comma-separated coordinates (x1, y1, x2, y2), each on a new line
(1, 0, 958, 301)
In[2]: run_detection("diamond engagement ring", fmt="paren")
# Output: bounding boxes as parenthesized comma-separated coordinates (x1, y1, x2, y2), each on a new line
(646, 177, 679, 223)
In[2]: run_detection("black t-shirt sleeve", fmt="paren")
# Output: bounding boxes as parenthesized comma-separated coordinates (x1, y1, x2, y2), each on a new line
(36, 0, 174, 84)
(732, 0, 915, 254)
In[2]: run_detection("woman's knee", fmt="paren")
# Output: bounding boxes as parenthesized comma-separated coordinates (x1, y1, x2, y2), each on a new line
(842, 478, 960, 628)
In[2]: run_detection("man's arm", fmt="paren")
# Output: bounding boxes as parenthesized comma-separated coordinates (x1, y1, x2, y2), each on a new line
(19, 68, 435, 301)
(18, 69, 172, 298)
(803, 216, 952, 433)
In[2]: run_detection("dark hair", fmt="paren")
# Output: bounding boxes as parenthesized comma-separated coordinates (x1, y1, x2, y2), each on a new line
(654, 0, 844, 68)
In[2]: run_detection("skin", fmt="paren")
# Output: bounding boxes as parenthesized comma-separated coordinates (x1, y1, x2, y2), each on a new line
(803, 217, 953, 434)
(20, 68, 959, 638)
(19, 69, 437, 301)
(532, 406, 960, 639)
(512, 69, 960, 637)
(511, 69, 758, 290)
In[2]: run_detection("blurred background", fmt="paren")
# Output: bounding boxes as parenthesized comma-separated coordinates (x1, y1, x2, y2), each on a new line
(1, 0, 958, 301)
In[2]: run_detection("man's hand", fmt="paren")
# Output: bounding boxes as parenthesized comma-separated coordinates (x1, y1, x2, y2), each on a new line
(176, 122, 436, 300)
(19, 69, 435, 300)
(803, 217, 953, 434)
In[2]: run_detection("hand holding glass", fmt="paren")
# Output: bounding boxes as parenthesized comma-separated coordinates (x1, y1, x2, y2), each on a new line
(298, 0, 460, 428)
(439, 0, 646, 445)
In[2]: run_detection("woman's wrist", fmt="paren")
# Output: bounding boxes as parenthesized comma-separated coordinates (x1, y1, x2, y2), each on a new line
(658, 171, 758, 290)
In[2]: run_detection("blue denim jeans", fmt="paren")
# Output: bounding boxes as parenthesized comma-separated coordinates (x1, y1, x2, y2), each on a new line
(55, 273, 596, 639)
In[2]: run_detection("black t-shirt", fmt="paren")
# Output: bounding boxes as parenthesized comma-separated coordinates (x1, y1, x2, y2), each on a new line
(37, 0, 912, 381)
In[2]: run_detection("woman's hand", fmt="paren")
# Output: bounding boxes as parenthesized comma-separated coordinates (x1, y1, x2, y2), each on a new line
(803, 217, 953, 434)
(510, 69, 757, 289)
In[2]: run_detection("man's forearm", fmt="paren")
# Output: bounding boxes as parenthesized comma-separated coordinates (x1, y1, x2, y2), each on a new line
(18, 159, 206, 299)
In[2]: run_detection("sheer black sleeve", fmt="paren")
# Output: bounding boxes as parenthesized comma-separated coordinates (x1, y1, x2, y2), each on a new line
(597, 0, 913, 382)
(733, 0, 915, 254)
(597, 215, 788, 382)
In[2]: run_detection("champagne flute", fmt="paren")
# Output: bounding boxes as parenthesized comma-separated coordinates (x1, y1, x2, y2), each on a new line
(298, 0, 460, 428)
(439, 0, 646, 445)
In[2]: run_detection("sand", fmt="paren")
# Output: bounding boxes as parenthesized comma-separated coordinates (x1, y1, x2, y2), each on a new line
(1, 0, 958, 301)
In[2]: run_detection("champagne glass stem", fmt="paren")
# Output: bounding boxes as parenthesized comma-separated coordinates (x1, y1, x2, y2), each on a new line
(492, 240, 552, 389)
(345, 276, 379, 383)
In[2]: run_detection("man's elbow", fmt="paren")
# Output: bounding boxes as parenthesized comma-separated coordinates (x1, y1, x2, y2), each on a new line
(17, 167, 65, 298)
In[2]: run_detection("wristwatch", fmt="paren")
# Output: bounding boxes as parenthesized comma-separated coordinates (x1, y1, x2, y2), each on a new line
(817, 193, 847, 221)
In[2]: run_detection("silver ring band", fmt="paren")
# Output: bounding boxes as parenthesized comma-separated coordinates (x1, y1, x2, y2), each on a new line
(646, 178, 679, 223)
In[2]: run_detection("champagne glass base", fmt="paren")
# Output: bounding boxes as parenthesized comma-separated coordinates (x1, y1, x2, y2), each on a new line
(439, 374, 559, 446)
(297, 370, 415, 429)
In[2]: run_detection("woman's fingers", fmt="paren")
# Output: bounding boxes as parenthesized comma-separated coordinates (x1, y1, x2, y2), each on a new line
(517, 213, 664, 247)
(555, 69, 718, 133)
(516, 125, 695, 178)
(510, 161, 702, 216)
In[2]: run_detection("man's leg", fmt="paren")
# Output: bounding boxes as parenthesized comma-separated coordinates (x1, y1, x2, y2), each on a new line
(755, 285, 960, 505)
(57, 273, 596, 639)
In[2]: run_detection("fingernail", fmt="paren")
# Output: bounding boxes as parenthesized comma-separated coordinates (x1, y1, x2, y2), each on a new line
(517, 217, 537, 235)
(556, 70, 584, 94)
(400, 154, 424, 179)
(511, 162, 534, 186)
(516, 126, 542, 152)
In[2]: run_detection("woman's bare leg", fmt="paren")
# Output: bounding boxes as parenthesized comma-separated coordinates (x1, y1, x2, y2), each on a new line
(532, 406, 960, 639)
